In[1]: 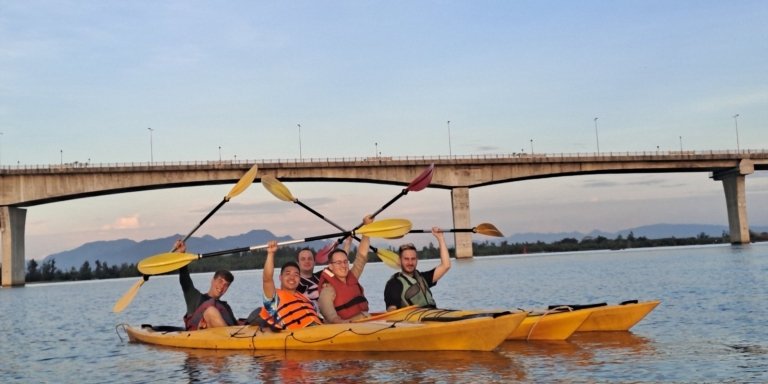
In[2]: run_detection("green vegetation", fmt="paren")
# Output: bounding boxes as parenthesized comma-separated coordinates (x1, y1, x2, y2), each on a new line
(25, 230, 768, 283)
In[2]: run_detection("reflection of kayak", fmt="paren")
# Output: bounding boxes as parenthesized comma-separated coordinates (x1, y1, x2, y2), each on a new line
(124, 313, 522, 352)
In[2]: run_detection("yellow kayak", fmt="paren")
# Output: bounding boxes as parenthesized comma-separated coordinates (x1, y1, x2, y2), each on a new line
(364, 307, 585, 341)
(508, 309, 592, 341)
(551, 300, 661, 332)
(124, 312, 522, 352)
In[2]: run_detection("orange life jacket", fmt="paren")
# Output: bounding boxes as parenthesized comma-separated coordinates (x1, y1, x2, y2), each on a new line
(318, 268, 369, 320)
(259, 289, 322, 330)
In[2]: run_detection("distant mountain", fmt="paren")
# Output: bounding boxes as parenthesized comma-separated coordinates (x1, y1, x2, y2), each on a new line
(42, 230, 298, 271)
(42, 223, 768, 270)
(501, 223, 768, 244)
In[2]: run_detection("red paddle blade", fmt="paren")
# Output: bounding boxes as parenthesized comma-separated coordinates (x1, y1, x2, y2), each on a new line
(406, 164, 434, 192)
(314, 241, 336, 264)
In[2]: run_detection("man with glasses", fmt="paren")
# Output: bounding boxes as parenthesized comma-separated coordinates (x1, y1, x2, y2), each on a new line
(296, 238, 351, 307)
(384, 228, 452, 311)
(317, 215, 374, 323)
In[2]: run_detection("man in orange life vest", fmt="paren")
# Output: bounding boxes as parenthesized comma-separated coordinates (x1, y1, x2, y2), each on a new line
(318, 215, 374, 323)
(259, 240, 322, 330)
(175, 240, 239, 330)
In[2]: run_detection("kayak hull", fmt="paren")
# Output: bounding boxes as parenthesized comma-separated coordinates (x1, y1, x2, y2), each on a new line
(575, 300, 661, 332)
(508, 309, 591, 341)
(125, 313, 522, 352)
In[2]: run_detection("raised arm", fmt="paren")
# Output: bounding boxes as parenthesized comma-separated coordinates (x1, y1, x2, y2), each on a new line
(262, 240, 278, 300)
(351, 215, 373, 279)
(431, 227, 451, 282)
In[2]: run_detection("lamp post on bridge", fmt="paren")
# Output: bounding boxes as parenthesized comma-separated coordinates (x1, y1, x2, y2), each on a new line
(447, 120, 452, 157)
(679, 136, 683, 152)
(297, 123, 302, 160)
(733, 114, 740, 152)
(147, 127, 154, 164)
(593, 117, 600, 155)
(60, 149, 63, 165)
(218, 146, 222, 161)
(530, 139, 534, 155)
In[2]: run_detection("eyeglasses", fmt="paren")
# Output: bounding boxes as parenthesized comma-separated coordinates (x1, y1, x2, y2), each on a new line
(398, 243, 417, 253)
(331, 259, 350, 266)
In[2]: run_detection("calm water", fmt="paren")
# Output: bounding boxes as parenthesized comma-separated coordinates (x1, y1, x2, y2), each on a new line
(1, 244, 767, 383)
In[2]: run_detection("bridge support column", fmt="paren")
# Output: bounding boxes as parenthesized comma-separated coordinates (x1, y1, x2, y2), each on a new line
(713, 160, 753, 245)
(1, 206, 27, 287)
(451, 187, 473, 259)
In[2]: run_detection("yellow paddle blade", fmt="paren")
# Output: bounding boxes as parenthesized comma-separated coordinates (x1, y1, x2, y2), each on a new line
(226, 164, 259, 200)
(376, 248, 401, 269)
(137, 252, 198, 275)
(261, 175, 295, 202)
(475, 223, 504, 237)
(112, 278, 145, 313)
(355, 219, 412, 239)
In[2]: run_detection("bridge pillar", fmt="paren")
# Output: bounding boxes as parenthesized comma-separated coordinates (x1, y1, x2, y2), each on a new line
(450, 187, 473, 258)
(1, 206, 27, 287)
(713, 160, 753, 245)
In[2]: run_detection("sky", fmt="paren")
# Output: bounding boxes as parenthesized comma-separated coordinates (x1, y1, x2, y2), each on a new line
(1, 1, 767, 260)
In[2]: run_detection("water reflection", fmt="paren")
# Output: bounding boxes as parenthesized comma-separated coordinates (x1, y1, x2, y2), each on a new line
(171, 347, 526, 383)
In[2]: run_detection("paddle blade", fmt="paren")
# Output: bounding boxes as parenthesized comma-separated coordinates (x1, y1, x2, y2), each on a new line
(138, 252, 198, 275)
(376, 248, 401, 269)
(356, 219, 412, 238)
(315, 241, 337, 265)
(475, 223, 504, 237)
(226, 164, 259, 199)
(406, 164, 434, 192)
(261, 175, 296, 202)
(112, 278, 145, 313)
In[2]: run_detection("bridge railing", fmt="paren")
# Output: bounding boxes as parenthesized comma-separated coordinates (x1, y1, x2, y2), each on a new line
(1, 149, 766, 172)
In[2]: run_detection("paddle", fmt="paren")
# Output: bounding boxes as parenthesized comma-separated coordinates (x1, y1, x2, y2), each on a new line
(358, 163, 434, 228)
(388, 223, 504, 239)
(112, 164, 259, 313)
(137, 218, 412, 275)
(261, 174, 400, 268)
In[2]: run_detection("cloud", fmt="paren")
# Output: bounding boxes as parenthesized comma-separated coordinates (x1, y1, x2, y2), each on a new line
(101, 214, 140, 230)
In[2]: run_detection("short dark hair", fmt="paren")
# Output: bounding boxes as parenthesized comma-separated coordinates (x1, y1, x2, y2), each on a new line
(296, 247, 315, 260)
(398, 243, 417, 256)
(281, 261, 300, 274)
(213, 270, 234, 283)
(330, 249, 348, 261)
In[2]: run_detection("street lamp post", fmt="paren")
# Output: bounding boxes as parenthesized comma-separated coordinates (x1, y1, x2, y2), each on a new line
(679, 136, 683, 152)
(447, 120, 452, 157)
(147, 127, 154, 163)
(218, 146, 222, 161)
(733, 114, 740, 152)
(60, 149, 63, 165)
(530, 139, 534, 155)
(593, 117, 600, 155)
(375, 142, 379, 158)
(297, 124, 302, 160)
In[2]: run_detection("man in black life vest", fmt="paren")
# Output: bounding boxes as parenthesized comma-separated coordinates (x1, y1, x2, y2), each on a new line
(384, 227, 452, 311)
(175, 240, 239, 330)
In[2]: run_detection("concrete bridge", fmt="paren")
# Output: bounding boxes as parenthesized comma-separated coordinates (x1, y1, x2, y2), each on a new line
(2, 150, 767, 286)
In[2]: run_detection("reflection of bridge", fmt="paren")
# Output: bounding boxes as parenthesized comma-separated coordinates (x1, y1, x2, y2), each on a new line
(2, 150, 767, 286)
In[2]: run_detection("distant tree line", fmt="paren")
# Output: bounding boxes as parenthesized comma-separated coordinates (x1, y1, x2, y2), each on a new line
(24, 230, 768, 283)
